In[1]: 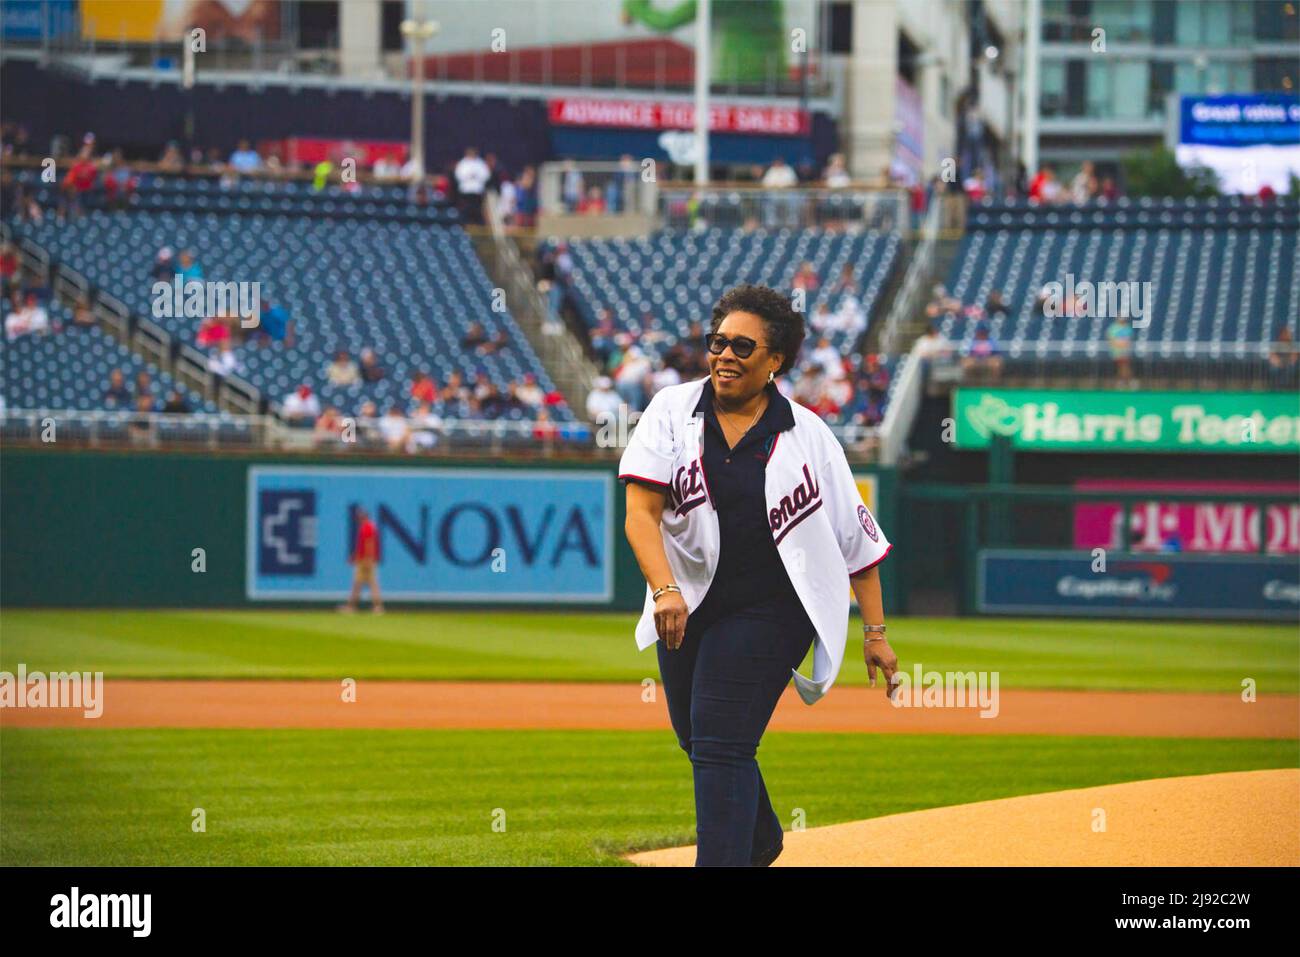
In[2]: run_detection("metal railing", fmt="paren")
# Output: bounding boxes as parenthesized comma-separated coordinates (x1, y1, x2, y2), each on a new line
(657, 186, 911, 234)
(538, 161, 658, 218)
(0, 410, 597, 457)
(880, 200, 941, 355)
(920, 339, 1300, 391)
(482, 191, 600, 418)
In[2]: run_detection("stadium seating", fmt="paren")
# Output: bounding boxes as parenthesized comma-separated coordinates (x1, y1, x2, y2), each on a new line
(942, 198, 1299, 356)
(9, 173, 574, 423)
(1, 302, 213, 411)
(554, 225, 901, 423)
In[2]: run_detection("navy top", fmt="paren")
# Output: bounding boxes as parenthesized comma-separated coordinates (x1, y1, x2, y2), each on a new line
(625, 378, 812, 634)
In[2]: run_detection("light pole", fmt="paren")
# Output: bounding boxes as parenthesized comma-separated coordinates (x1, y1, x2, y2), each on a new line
(693, 0, 711, 185)
(401, 16, 440, 179)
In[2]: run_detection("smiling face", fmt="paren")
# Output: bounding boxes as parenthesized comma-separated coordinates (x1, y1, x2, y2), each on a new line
(708, 310, 782, 404)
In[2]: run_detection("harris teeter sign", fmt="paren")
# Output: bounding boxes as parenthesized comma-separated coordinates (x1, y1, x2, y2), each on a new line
(953, 389, 1300, 453)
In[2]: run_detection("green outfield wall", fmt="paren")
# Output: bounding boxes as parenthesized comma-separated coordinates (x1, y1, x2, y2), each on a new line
(0, 448, 900, 612)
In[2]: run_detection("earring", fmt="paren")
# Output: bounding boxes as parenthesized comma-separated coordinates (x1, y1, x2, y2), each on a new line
(767, 370, 775, 383)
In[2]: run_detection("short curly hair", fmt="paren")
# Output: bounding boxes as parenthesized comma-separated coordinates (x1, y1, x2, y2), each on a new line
(709, 284, 805, 376)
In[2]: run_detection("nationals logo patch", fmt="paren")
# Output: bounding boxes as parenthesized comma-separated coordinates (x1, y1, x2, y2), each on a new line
(857, 504, 879, 542)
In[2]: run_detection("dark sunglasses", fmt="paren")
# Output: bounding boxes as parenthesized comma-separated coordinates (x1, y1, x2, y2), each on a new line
(705, 333, 767, 359)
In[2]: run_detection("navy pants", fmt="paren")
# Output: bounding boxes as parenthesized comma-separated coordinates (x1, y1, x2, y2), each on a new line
(657, 598, 816, 866)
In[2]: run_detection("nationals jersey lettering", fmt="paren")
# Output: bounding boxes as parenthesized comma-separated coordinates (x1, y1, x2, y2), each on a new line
(669, 459, 709, 515)
(769, 463, 823, 544)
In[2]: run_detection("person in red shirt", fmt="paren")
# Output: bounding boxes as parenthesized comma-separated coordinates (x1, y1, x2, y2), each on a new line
(340, 505, 384, 614)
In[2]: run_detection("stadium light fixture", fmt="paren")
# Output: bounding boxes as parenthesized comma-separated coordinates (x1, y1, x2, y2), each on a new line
(401, 18, 440, 180)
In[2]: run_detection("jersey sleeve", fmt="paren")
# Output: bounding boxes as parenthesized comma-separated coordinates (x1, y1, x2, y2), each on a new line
(821, 434, 891, 575)
(617, 390, 677, 491)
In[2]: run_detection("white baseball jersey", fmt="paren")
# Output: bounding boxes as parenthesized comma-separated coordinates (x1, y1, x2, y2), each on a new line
(618, 377, 892, 704)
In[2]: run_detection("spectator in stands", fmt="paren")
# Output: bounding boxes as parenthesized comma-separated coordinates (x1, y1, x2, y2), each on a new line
(985, 289, 1010, 320)
(517, 373, 544, 410)
(131, 393, 157, 435)
(379, 406, 409, 451)
(314, 406, 344, 446)
(761, 157, 798, 189)
(253, 299, 292, 346)
(163, 390, 191, 414)
(912, 322, 953, 380)
(1099, 176, 1120, 202)
(809, 301, 836, 337)
(833, 294, 868, 340)
(613, 344, 652, 411)
(71, 295, 96, 330)
(500, 382, 528, 417)
(4, 292, 49, 339)
(0, 241, 18, 300)
(158, 141, 185, 171)
(372, 154, 401, 179)
(1071, 161, 1098, 204)
(809, 336, 842, 380)
(359, 347, 385, 383)
(578, 186, 607, 215)
(587, 377, 621, 421)
(102, 150, 137, 210)
(150, 246, 176, 283)
(178, 250, 203, 283)
(515, 166, 539, 227)
(355, 400, 380, 444)
(208, 346, 240, 377)
(792, 261, 820, 292)
(410, 371, 438, 405)
(228, 140, 262, 174)
(590, 309, 617, 366)
(282, 384, 321, 426)
(961, 324, 1003, 379)
(133, 369, 153, 399)
(532, 406, 559, 442)
(561, 160, 584, 212)
(1028, 165, 1060, 204)
(407, 402, 443, 452)
(104, 369, 132, 408)
(327, 350, 359, 387)
(823, 153, 851, 188)
(454, 147, 491, 225)
(60, 146, 99, 220)
(1268, 326, 1298, 385)
(831, 264, 859, 296)
(963, 168, 987, 203)
(649, 358, 682, 398)
(497, 171, 519, 223)
(1107, 315, 1135, 384)
(196, 315, 231, 349)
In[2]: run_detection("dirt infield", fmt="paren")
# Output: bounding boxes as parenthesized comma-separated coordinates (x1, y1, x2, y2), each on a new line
(626, 769, 1300, 867)
(2, 680, 1296, 737)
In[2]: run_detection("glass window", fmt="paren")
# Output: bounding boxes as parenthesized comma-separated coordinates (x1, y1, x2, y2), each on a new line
(1113, 60, 1149, 117)
(1086, 61, 1111, 118)
(1040, 60, 1067, 117)
(1092, 0, 1153, 42)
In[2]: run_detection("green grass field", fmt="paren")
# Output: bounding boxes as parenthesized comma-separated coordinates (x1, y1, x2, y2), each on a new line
(1, 609, 1296, 692)
(2, 610, 1296, 865)
(3, 729, 1296, 866)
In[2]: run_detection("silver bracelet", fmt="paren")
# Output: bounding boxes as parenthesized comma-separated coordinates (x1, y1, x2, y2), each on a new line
(863, 623, 887, 642)
(652, 584, 681, 601)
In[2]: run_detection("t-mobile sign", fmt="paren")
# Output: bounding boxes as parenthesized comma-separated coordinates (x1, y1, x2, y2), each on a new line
(1073, 480, 1299, 555)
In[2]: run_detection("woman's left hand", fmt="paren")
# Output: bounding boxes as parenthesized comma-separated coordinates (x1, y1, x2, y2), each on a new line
(864, 638, 900, 701)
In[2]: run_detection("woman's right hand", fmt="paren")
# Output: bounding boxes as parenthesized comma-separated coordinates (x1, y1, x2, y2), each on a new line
(654, 591, 689, 650)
